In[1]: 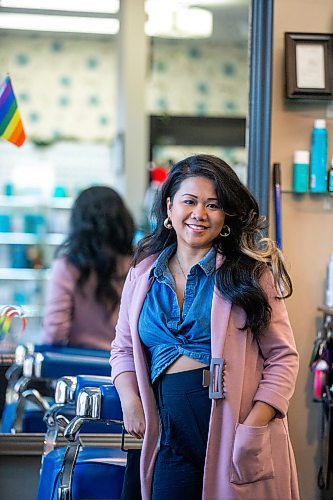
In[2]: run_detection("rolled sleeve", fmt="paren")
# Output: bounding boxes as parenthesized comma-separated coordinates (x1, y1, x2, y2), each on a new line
(253, 271, 299, 418)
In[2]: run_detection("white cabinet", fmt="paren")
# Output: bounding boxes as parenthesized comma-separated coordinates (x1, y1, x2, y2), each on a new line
(0, 196, 72, 343)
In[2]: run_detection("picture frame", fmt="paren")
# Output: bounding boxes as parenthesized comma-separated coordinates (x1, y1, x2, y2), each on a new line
(284, 32, 333, 100)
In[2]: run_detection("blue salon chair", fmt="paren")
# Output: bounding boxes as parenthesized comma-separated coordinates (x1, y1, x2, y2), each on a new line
(1, 344, 111, 433)
(37, 377, 129, 500)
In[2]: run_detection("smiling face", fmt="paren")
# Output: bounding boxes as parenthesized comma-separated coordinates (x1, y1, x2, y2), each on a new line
(167, 176, 226, 253)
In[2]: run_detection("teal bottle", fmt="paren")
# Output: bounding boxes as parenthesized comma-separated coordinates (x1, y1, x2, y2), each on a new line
(293, 150, 309, 193)
(310, 119, 328, 193)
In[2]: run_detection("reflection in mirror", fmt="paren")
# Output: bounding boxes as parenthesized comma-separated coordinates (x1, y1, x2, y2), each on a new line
(146, 0, 250, 185)
(0, 0, 250, 441)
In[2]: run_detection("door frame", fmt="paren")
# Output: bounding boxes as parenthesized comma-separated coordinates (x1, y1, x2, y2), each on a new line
(247, 0, 274, 219)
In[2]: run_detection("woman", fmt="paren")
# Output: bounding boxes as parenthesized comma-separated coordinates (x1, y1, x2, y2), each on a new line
(42, 185, 134, 350)
(111, 155, 299, 499)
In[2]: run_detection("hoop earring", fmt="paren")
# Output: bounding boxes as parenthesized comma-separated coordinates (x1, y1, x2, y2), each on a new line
(163, 217, 173, 229)
(220, 224, 230, 237)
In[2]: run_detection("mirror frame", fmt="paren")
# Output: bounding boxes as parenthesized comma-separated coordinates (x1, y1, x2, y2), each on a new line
(247, 0, 274, 219)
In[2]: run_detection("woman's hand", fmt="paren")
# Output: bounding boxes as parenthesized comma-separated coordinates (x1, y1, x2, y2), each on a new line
(114, 371, 146, 439)
(122, 395, 146, 439)
(242, 401, 276, 427)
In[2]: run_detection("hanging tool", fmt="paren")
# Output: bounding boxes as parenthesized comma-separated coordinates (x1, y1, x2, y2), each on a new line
(273, 162, 282, 249)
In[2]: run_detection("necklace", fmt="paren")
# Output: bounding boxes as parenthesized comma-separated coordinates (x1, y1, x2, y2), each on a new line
(176, 253, 187, 279)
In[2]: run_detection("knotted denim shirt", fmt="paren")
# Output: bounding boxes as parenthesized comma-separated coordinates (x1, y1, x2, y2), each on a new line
(138, 244, 215, 383)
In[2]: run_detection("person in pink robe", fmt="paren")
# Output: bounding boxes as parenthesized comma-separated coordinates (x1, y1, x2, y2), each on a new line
(111, 154, 299, 499)
(42, 185, 134, 350)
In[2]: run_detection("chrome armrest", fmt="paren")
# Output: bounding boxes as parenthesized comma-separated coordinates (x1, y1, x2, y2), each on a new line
(55, 377, 78, 405)
(11, 388, 50, 433)
(42, 377, 78, 459)
(64, 387, 102, 442)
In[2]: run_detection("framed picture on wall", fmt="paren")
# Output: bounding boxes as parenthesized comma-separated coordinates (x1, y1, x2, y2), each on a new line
(284, 32, 333, 99)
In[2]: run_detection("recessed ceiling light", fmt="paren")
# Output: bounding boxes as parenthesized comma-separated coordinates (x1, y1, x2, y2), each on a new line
(145, 2, 212, 38)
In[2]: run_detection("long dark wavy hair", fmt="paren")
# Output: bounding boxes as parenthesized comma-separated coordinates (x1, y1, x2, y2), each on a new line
(57, 186, 134, 314)
(134, 154, 292, 337)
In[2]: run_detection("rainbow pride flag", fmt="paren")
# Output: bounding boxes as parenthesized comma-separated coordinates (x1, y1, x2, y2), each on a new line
(0, 74, 26, 147)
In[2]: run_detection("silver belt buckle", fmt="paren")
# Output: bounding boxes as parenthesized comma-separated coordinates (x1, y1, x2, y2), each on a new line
(203, 358, 225, 399)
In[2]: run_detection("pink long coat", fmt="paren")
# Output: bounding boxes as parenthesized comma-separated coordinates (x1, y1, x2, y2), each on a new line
(110, 253, 300, 500)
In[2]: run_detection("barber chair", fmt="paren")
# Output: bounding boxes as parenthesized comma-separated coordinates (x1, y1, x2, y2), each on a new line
(42, 375, 120, 460)
(37, 376, 128, 500)
(1, 344, 111, 433)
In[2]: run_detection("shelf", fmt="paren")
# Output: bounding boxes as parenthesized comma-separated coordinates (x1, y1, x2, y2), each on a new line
(280, 190, 333, 212)
(282, 190, 333, 196)
(0, 198, 70, 337)
(46, 233, 66, 245)
(0, 268, 50, 280)
(0, 195, 73, 209)
(49, 198, 73, 209)
(0, 232, 65, 245)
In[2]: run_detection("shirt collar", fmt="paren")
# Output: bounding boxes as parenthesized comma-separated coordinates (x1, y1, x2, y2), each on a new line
(197, 246, 216, 276)
(149, 244, 216, 279)
(150, 243, 176, 279)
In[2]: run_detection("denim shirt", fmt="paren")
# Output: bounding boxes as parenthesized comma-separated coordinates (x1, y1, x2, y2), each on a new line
(138, 244, 215, 383)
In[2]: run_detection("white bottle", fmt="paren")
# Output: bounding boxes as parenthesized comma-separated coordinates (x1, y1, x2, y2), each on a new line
(325, 253, 333, 308)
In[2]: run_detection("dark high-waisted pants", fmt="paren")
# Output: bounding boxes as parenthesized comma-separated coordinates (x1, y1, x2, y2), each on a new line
(152, 367, 211, 500)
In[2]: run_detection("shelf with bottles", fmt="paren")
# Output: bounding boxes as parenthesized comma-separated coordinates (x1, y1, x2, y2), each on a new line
(0, 268, 48, 323)
(0, 242, 53, 273)
(0, 194, 71, 327)
(0, 243, 58, 320)
(0, 197, 71, 235)
(0, 266, 49, 332)
(281, 190, 333, 212)
(0, 193, 71, 274)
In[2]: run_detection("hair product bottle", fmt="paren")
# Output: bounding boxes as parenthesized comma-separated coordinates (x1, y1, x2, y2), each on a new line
(310, 119, 328, 193)
(293, 150, 309, 193)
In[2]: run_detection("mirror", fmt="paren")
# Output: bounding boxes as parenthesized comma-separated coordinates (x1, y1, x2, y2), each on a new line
(0, 0, 272, 445)
(148, 0, 250, 186)
(0, 0, 250, 359)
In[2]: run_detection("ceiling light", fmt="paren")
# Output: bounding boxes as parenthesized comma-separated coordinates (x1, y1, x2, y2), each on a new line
(176, 8, 212, 38)
(145, 2, 212, 39)
(0, 12, 119, 34)
(0, 0, 119, 14)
